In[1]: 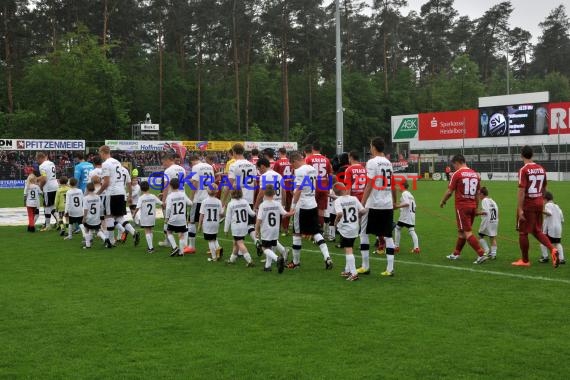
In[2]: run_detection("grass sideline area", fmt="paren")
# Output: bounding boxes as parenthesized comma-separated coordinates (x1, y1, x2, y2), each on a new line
(1, 181, 569, 378)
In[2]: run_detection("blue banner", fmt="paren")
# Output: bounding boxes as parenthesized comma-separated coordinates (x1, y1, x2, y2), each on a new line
(0, 180, 25, 189)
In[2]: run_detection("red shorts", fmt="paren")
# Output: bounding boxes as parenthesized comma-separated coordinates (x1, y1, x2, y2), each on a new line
(315, 191, 328, 211)
(517, 205, 543, 234)
(455, 207, 476, 233)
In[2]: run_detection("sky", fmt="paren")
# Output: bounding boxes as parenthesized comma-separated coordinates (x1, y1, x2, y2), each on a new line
(401, 0, 564, 43)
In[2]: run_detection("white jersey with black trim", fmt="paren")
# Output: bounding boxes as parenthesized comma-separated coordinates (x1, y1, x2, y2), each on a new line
(228, 159, 257, 204)
(334, 195, 364, 239)
(136, 193, 162, 227)
(365, 155, 394, 210)
(543, 201, 564, 239)
(39, 160, 58, 193)
(165, 191, 192, 227)
(200, 196, 223, 235)
(65, 188, 84, 218)
(294, 164, 317, 210)
(257, 199, 287, 241)
(224, 198, 256, 237)
(191, 162, 215, 203)
(398, 190, 416, 226)
(259, 169, 283, 202)
(102, 157, 126, 196)
(83, 193, 102, 226)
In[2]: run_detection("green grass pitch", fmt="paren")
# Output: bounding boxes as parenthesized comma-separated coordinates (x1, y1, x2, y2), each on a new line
(1, 181, 569, 379)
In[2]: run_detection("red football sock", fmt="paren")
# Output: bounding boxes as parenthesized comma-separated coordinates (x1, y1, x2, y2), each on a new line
(467, 235, 484, 255)
(454, 238, 466, 255)
(519, 233, 530, 262)
(534, 231, 554, 250)
(27, 207, 35, 227)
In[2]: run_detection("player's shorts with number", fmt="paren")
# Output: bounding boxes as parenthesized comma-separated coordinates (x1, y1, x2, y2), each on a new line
(294, 208, 320, 235)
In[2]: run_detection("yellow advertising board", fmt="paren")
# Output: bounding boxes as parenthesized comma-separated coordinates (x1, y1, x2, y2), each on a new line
(181, 141, 245, 151)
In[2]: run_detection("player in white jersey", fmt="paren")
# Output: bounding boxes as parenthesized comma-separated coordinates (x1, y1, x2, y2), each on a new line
(36, 152, 59, 230)
(224, 189, 256, 267)
(325, 189, 337, 241)
(394, 181, 420, 254)
(333, 183, 365, 281)
(115, 165, 132, 242)
(476, 187, 499, 259)
(81, 182, 111, 249)
(129, 176, 141, 225)
(97, 146, 140, 247)
(24, 174, 42, 232)
(359, 137, 397, 277)
(199, 185, 224, 261)
(164, 177, 193, 257)
(226, 144, 259, 248)
(255, 158, 290, 260)
(64, 178, 84, 241)
(255, 185, 293, 273)
(134, 181, 163, 254)
(186, 155, 215, 254)
(159, 152, 186, 247)
(288, 152, 333, 270)
(540, 192, 565, 264)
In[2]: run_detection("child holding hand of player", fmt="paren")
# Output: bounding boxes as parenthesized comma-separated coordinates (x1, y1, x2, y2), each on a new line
(164, 177, 193, 257)
(24, 174, 42, 232)
(54, 176, 70, 234)
(64, 178, 84, 240)
(82, 182, 111, 249)
(333, 183, 365, 281)
(540, 192, 565, 265)
(224, 189, 256, 267)
(198, 184, 224, 262)
(255, 185, 294, 273)
(134, 181, 163, 253)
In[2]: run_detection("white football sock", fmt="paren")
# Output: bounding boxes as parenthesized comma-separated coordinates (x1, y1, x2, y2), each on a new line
(249, 230, 258, 244)
(167, 234, 177, 249)
(479, 238, 489, 253)
(264, 248, 278, 261)
(409, 229, 419, 249)
(386, 254, 395, 273)
(292, 235, 302, 264)
(276, 241, 286, 255)
(229, 253, 238, 263)
(97, 231, 107, 241)
(265, 255, 273, 268)
(188, 224, 196, 248)
(394, 226, 401, 247)
(313, 234, 330, 260)
(179, 232, 188, 250)
(208, 241, 218, 260)
(125, 223, 136, 235)
(490, 243, 497, 256)
(540, 244, 549, 259)
(243, 252, 252, 263)
(85, 233, 92, 247)
(145, 232, 153, 249)
(346, 254, 356, 275)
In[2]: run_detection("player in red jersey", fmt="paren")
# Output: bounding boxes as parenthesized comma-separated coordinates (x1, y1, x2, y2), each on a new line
(273, 147, 294, 234)
(513, 145, 559, 268)
(440, 154, 487, 264)
(305, 142, 333, 226)
(344, 151, 367, 202)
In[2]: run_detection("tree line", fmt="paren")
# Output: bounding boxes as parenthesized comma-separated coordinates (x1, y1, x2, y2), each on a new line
(1, 0, 569, 153)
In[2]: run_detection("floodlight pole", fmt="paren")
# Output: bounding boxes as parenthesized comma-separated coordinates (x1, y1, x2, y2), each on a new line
(558, 112, 561, 181)
(335, 0, 344, 155)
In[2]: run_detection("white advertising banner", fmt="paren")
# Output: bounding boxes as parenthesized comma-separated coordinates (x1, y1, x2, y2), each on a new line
(105, 140, 183, 151)
(244, 141, 298, 151)
(0, 139, 85, 150)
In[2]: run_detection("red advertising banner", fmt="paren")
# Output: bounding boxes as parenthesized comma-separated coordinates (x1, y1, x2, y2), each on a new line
(548, 102, 570, 135)
(419, 109, 479, 140)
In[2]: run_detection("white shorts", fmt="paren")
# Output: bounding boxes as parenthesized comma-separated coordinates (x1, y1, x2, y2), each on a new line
(479, 225, 498, 238)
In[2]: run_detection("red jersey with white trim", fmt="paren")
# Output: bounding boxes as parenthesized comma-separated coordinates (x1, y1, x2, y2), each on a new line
(518, 162, 547, 208)
(273, 157, 293, 188)
(305, 154, 332, 190)
(449, 167, 480, 209)
(345, 163, 367, 200)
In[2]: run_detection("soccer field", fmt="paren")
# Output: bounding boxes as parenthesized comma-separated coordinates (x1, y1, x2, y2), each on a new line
(1, 181, 569, 379)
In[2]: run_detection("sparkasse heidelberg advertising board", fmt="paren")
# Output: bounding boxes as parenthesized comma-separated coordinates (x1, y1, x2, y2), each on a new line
(418, 109, 478, 140)
(0, 139, 85, 150)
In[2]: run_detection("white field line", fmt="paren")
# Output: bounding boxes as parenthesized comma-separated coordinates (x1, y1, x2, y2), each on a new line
(218, 238, 570, 285)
